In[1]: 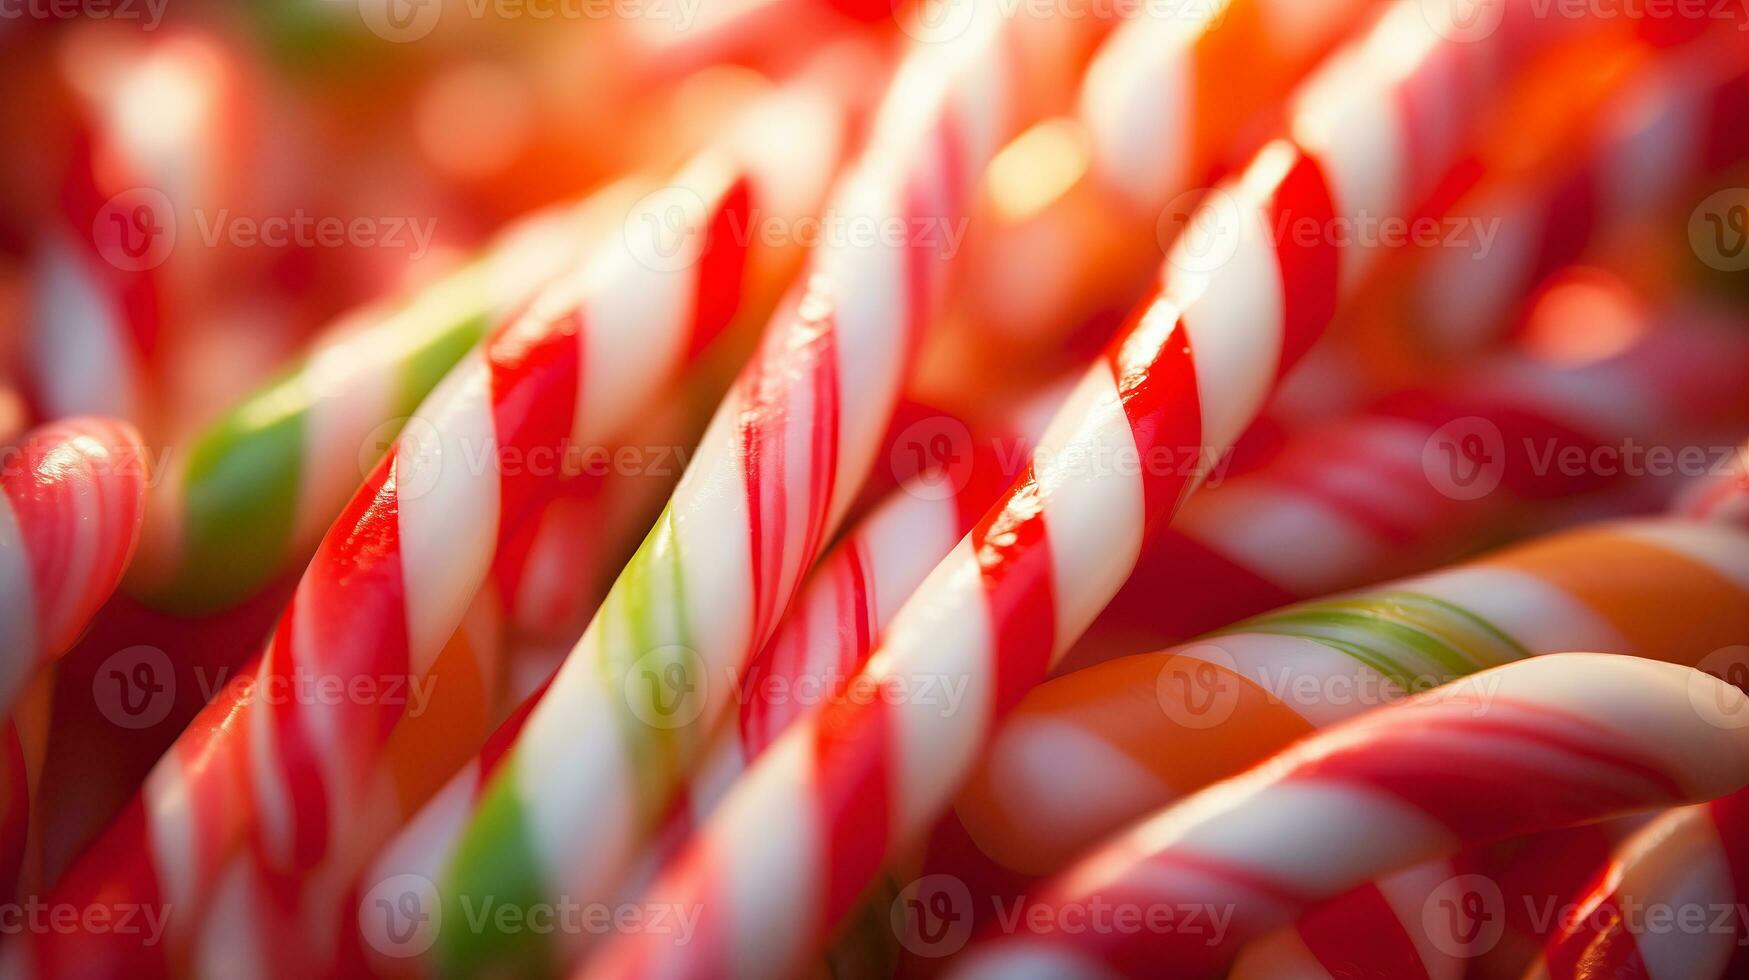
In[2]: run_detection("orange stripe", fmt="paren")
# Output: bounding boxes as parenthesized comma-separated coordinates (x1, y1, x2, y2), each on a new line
(955, 651, 1313, 874)
(1483, 526, 1749, 664)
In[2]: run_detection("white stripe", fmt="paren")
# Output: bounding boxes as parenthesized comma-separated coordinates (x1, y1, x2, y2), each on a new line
(29, 237, 138, 420)
(719, 733, 824, 980)
(397, 357, 502, 676)
(1406, 564, 1627, 656)
(0, 498, 39, 692)
(883, 538, 996, 842)
(294, 308, 402, 547)
(143, 760, 197, 931)
(819, 171, 910, 527)
(1170, 160, 1288, 452)
(516, 634, 639, 922)
(1037, 367, 1148, 652)
(1214, 632, 1401, 729)
(977, 716, 1172, 875)
(1599, 67, 1701, 227)
(1180, 483, 1379, 597)
(857, 491, 959, 629)
(1169, 779, 1454, 897)
(1611, 520, 1749, 593)
(1078, 15, 1197, 206)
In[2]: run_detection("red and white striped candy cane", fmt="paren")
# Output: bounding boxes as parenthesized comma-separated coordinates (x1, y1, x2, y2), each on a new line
(1529, 791, 1749, 980)
(585, 4, 1593, 974)
(1414, 27, 1749, 353)
(0, 417, 149, 713)
(8, 99, 839, 976)
(1065, 283, 1749, 667)
(1077, 0, 1377, 207)
(398, 9, 1036, 976)
(949, 654, 1749, 980)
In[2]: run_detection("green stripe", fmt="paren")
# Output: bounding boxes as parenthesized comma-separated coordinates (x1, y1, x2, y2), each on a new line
(437, 769, 554, 978)
(601, 508, 705, 817)
(140, 267, 496, 613)
(1220, 591, 1527, 691)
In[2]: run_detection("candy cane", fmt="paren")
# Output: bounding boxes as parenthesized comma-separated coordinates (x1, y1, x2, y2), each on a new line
(1529, 791, 1749, 980)
(954, 515, 1749, 877)
(585, 4, 1622, 973)
(401, 10, 1029, 975)
(1, 417, 149, 715)
(122, 188, 624, 614)
(1410, 28, 1749, 354)
(1229, 855, 1470, 980)
(26, 131, 159, 429)
(12, 93, 842, 976)
(1062, 285, 1749, 668)
(948, 654, 1749, 979)
(1231, 815, 1648, 980)
(1077, 0, 1377, 208)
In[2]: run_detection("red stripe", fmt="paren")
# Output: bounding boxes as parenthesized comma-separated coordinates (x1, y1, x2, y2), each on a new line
(972, 475, 1058, 719)
(488, 308, 584, 541)
(1529, 167, 1599, 290)
(812, 694, 894, 935)
(689, 178, 753, 357)
(33, 796, 172, 978)
(1296, 882, 1432, 979)
(1542, 892, 1653, 980)
(262, 457, 414, 868)
(1703, 65, 1749, 171)
(1106, 300, 1205, 534)
(1301, 701, 1688, 841)
(1268, 153, 1341, 377)
(1089, 529, 1301, 646)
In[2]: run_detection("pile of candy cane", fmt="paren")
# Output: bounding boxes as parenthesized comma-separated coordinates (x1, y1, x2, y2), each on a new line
(5, 0, 1749, 977)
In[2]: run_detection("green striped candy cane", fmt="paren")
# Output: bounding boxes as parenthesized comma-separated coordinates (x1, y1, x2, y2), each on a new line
(126, 192, 627, 613)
